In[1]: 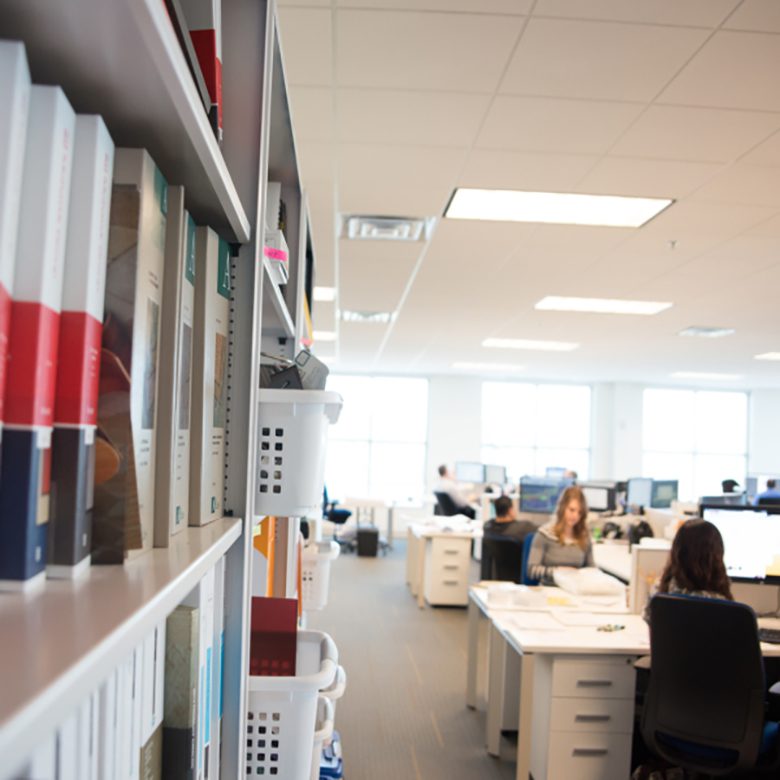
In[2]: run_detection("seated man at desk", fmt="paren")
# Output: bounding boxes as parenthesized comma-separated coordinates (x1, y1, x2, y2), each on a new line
(755, 478, 780, 505)
(527, 485, 594, 584)
(483, 495, 535, 542)
(433, 464, 477, 519)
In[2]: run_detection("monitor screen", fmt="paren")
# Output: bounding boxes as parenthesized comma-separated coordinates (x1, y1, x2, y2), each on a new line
(484, 464, 506, 485)
(745, 476, 758, 498)
(701, 505, 780, 583)
(545, 466, 566, 479)
(455, 461, 484, 483)
(580, 483, 616, 512)
(519, 477, 571, 514)
(699, 494, 748, 507)
(627, 477, 653, 508)
(650, 480, 678, 509)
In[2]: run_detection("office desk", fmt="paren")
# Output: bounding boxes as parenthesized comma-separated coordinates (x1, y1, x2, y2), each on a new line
(406, 520, 481, 608)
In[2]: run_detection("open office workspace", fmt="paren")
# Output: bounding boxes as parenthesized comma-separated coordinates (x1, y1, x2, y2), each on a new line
(3, 2, 780, 780)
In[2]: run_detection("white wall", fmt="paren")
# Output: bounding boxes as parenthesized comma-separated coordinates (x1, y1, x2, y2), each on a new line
(748, 389, 780, 475)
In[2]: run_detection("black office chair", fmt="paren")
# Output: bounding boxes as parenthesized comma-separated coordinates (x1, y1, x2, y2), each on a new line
(323, 487, 352, 548)
(758, 496, 780, 507)
(481, 534, 525, 583)
(433, 491, 476, 520)
(642, 595, 780, 776)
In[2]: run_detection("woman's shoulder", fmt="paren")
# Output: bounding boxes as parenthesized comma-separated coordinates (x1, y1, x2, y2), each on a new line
(537, 522, 558, 542)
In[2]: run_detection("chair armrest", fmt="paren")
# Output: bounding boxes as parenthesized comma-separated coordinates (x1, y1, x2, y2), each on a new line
(634, 655, 651, 671)
(767, 681, 780, 722)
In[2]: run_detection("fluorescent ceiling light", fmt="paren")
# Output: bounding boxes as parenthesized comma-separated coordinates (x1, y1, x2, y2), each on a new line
(453, 362, 525, 372)
(482, 337, 579, 352)
(445, 188, 672, 228)
(679, 326, 735, 339)
(341, 310, 396, 324)
(671, 371, 741, 381)
(313, 286, 336, 302)
(313, 330, 337, 342)
(755, 352, 780, 361)
(536, 296, 672, 316)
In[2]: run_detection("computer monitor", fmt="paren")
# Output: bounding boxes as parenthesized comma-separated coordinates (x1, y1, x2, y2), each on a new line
(519, 477, 572, 514)
(700, 505, 780, 584)
(745, 476, 758, 498)
(698, 494, 748, 508)
(579, 482, 617, 513)
(484, 463, 506, 485)
(650, 480, 678, 509)
(626, 477, 653, 509)
(545, 466, 566, 479)
(455, 461, 484, 483)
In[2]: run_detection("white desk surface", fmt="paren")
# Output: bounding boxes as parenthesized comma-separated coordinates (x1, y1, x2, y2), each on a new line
(470, 583, 628, 615)
(592, 541, 632, 582)
(409, 518, 483, 540)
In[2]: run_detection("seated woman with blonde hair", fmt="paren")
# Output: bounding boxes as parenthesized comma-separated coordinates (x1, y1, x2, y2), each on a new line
(527, 485, 594, 585)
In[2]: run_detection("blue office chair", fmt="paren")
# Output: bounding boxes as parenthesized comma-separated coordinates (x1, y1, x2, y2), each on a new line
(521, 532, 539, 586)
(642, 594, 780, 776)
(323, 487, 352, 547)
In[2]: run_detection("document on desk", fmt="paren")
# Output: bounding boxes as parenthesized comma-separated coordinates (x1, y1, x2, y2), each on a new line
(553, 612, 610, 627)
(506, 612, 566, 631)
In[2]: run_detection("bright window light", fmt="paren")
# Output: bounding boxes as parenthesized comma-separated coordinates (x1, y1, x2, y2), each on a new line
(313, 286, 336, 302)
(482, 337, 579, 352)
(445, 188, 672, 228)
(313, 330, 337, 342)
(536, 296, 672, 316)
(671, 371, 741, 381)
(452, 362, 525, 372)
(755, 352, 780, 361)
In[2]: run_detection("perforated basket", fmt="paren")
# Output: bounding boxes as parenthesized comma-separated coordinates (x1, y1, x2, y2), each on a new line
(320, 664, 347, 745)
(309, 696, 335, 780)
(301, 541, 340, 612)
(255, 390, 343, 518)
(247, 631, 338, 779)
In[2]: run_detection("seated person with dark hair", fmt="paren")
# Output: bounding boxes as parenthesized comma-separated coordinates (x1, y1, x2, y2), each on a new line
(481, 496, 536, 581)
(483, 496, 535, 542)
(755, 479, 780, 505)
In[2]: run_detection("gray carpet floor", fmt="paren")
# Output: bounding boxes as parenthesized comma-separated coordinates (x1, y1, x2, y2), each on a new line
(307, 541, 516, 779)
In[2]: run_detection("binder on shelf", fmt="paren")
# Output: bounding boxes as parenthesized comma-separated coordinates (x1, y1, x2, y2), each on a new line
(97, 670, 119, 780)
(140, 622, 166, 779)
(210, 555, 226, 779)
(131, 645, 144, 780)
(57, 709, 79, 780)
(0, 41, 31, 447)
(77, 691, 100, 780)
(163, 605, 200, 780)
(180, 0, 223, 142)
(48, 114, 115, 580)
(155, 187, 195, 546)
(93, 148, 167, 564)
(190, 227, 229, 527)
(0, 85, 75, 592)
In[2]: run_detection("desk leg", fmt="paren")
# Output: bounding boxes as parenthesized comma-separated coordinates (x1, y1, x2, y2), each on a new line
(417, 538, 427, 609)
(466, 598, 479, 708)
(515, 654, 535, 780)
(486, 624, 519, 754)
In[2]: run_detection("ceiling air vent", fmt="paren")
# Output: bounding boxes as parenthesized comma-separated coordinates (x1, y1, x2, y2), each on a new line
(341, 310, 396, 324)
(341, 215, 435, 241)
(679, 326, 735, 339)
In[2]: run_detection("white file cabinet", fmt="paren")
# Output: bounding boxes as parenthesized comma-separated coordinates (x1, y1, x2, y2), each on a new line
(423, 536, 472, 606)
(530, 654, 636, 780)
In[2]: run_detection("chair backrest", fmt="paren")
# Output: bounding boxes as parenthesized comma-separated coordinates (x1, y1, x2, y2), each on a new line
(758, 496, 780, 507)
(521, 532, 539, 585)
(642, 594, 766, 775)
(481, 534, 525, 583)
(433, 491, 461, 517)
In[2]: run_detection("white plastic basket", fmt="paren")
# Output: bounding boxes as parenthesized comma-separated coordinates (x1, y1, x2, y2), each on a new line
(309, 696, 335, 780)
(247, 630, 338, 779)
(321, 664, 347, 743)
(255, 390, 343, 518)
(301, 541, 340, 611)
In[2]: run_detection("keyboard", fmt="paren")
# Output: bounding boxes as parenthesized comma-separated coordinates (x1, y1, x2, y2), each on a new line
(758, 627, 780, 644)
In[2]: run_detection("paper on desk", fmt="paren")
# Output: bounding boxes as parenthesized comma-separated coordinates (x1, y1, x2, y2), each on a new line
(507, 612, 566, 631)
(553, 612, 609, 627)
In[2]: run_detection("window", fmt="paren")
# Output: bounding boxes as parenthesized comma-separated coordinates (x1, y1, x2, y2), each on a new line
(642, 389, 748, 501)
(481, 382, 591, 481)
(325, 375, 429, 502)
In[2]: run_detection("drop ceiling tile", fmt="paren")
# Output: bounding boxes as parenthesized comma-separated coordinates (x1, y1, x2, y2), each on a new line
(691, 164, 780, 207)
(336, 89, 490, 148)
(337, 144, 466, 215)
(277, 7, 333, 86)
(295, 141, 336, 189)
(611, 105, 780, 163)
(336, 10, 524, 92)
(577, 156, 721, 199)
(338, 321, 389, 363)
(659, 31, 780, 111)
(723, 0, 780, 32)
(500, 18, 709, 102)
(336, 0, 531, 11)
(476, 96, 644, 155)
(533, 0, 739, 27)
(288, 87, 334, 142)
(641, 200, 777, 241)
(458, 150, 599, 191)
(741, 130, 780, 167)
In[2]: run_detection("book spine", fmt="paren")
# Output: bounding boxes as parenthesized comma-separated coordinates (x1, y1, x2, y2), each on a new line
(49, 114, 114, 577)
(0, 41, 31, 438)
(98, 670, 119, 780)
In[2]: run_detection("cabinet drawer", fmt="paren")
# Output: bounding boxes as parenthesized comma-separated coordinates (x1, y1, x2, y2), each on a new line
(425, 577, 469, 606)
(429, 538, 470, 566)
(551, 657, 635, 699)
(547, 730, 631, 780)
(550, 697, 634, 734)
(429, 559, 469, 578)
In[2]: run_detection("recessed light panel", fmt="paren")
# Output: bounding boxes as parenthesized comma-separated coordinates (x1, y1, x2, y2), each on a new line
(755, 353, 780, 361)
(679, 326, 735, 339)
(445, 188, 672, 228)
(536, 296, 672, 316)
(671, 371, 741, 381)
(482, 337, 579, 352)
(341, 310, 396, 324)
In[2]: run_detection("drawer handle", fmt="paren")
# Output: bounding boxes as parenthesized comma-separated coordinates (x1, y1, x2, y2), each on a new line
(576, 679, 613, 688)
(444, 564, 460, 570)
(444, 549, 460, 555)
(575, 714, 611, 723)
(444, 580, 460, 585)
(573, 748, 609, 757)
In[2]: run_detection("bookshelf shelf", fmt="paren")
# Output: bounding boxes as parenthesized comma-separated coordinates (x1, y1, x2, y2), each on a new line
(0, 0, 251, 243)
(262, 258, 297, 339)
(0, 517, 243, 780)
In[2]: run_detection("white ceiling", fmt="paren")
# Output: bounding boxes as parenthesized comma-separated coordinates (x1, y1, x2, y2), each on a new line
(277, 0, 780, 389)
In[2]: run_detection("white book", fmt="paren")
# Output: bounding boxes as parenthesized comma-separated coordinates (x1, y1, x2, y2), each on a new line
(25, 732, 56, 779)
(182, 566, 215, 780)
(98, 670, 119, 780)
(209, 555, 226, 780)
(131, 645, 144, 780)
(0, 40, 30, 440)
(139, 622, 165, 778)
(190, 227, 229, 527)
(116, 654, 134, 779)
(155, 188, 195, 545)
(76, 692, 99, 780)
(57, 709, 79, 780)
